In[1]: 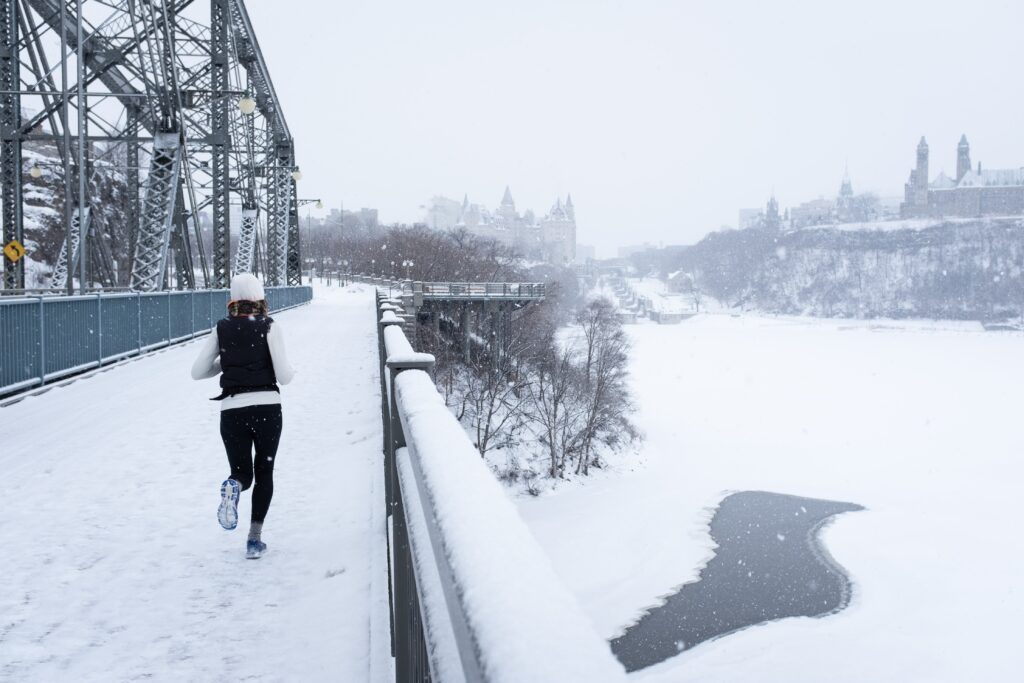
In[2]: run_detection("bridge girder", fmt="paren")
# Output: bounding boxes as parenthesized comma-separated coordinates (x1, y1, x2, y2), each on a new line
(0, 0, 301, 293)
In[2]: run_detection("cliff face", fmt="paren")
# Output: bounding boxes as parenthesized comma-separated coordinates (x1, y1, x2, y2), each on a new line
(20, 138, 132, 288)
(637, 219, 1024, 320)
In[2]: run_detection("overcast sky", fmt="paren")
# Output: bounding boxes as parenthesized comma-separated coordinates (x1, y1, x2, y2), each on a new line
(248, 0, 1024, 256)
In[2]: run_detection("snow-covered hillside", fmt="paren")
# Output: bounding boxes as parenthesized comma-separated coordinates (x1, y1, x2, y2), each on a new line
(634, 218, 1024, 320)
(517, 314, 1024, 681)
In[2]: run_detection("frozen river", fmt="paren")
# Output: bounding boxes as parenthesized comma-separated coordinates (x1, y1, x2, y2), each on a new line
(518, 314, 1024, 682)
(611, 491, 863, 671)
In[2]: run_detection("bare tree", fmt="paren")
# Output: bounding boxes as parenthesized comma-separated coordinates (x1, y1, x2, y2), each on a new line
(527, 337, 585, 477)
(574, 298, 638, 474)
(459, 359, 531, 455)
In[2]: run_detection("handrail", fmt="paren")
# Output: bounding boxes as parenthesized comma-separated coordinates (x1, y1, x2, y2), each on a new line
(374, 291, 625, 682)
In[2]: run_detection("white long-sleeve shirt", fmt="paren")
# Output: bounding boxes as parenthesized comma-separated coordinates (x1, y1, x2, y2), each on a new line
(191, 320, 296, 410)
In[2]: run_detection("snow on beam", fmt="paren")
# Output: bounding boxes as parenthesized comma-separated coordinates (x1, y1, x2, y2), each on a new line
(383, 323, 416, 358)
(393, 369, 627, 682)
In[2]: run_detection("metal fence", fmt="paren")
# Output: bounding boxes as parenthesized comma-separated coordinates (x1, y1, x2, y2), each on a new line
(0, 286, 312, 396)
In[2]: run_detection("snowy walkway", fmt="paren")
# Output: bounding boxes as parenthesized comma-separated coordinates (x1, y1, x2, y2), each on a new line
(1, 285, 388, 682)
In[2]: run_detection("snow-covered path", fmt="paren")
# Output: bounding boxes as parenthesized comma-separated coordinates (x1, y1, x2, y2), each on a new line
(1, 285, 387, 682)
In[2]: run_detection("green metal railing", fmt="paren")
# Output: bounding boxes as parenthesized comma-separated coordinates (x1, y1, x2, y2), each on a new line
(0, 286, 312, 396)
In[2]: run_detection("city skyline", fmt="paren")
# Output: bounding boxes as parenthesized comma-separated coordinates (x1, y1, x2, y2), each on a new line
(247, 0, 1024, 257)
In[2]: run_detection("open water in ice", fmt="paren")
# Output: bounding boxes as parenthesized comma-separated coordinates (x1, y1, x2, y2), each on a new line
(610, 491, 864, 672)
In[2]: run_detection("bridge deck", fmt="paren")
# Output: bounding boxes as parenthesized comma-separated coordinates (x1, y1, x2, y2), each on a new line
(1, 285, 389, 681)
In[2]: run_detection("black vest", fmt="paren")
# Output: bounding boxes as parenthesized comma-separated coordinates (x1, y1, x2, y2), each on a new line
(214, 315, 279, 399)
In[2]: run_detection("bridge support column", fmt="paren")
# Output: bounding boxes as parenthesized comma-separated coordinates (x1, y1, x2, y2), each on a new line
(461, 304, 471, 364)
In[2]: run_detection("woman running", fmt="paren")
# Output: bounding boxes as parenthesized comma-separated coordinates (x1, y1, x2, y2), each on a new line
(191, 273, 296, 559)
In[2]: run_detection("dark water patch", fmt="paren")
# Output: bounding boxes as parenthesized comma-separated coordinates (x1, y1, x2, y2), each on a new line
(610, 491, 864, 672)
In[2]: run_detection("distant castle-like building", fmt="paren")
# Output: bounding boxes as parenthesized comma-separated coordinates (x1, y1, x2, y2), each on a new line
(743, 166, 889, 231)
(901, 135, 1024, 218)
(425, 187, 577, 264)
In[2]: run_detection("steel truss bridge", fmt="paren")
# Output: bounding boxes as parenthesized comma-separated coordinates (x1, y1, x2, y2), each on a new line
(1, 0, 302, 294)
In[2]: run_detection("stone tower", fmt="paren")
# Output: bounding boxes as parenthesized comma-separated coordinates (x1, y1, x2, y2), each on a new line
(956, 134, 971, 183)
(838, 165, 854, 199)
(498, 186, 517, 224)
(915, 137, 929, 207)
(565, 194, 575, 221)
(765, 195, 781, 229)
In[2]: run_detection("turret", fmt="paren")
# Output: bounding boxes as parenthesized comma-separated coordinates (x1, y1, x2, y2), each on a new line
(565, 194, 575, 221)
(498, 186, 517, 223)
(915, 136, 929, 206)
(500, 186, 515, 209)
(838, 164, 853, 198)
(956, 134, 971, 183)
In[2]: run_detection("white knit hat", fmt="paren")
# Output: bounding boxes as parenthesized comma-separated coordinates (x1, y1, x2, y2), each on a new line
(230, 272, 266, 301)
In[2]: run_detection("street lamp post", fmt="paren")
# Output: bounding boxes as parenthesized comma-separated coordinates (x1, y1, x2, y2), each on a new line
(403, 259, 414, 280)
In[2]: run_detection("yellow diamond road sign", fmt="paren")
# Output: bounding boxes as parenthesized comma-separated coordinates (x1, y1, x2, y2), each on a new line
(3, 239, 26, 263)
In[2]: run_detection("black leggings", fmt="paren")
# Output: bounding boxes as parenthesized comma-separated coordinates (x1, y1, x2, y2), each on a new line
(219, 404, 282, 524)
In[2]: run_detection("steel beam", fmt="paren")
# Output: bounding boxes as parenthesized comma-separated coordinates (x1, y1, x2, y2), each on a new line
(1, 0, 23, 290)
(49, 207, 89, 290)
(286, 176, 301, 285)
(210, 0, 230, 288)
(233, 204, 258, 274)
(130, 132, 181, 291)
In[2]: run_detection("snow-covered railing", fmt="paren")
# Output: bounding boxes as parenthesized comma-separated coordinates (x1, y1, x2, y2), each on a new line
(0, 286, 313, 397)
(375, 292, 626, 682)
(345, 273, 546, 301)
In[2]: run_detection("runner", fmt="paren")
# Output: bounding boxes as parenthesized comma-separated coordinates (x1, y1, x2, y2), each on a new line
(191, 273, 296, 559)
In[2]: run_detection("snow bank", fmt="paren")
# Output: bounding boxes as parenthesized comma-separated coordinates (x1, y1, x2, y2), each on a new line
(393, 368, 627, 682)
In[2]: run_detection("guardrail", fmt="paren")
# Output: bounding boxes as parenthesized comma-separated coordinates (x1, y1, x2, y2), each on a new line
(375, 290, 625, 682)
(0, 286, 313, 397)
(343, 273, 545, 300)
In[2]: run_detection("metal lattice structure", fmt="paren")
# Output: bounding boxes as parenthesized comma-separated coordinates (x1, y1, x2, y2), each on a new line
(232, 204, 256, 274)
(1, 0, 301, 293)
(49, 206, 88, 289)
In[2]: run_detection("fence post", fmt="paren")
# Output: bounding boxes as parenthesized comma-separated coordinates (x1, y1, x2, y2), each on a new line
(96, 293, 103, 366)
(190, 290, 195, 338)
(137, 292, 142, 354)
(38, 297, 45, 386)
(386, 355, 435, 463)
(167, 292, 171, 345)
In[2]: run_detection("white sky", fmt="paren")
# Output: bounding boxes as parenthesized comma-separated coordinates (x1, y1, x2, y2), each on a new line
(248, 0, 1024, 256)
